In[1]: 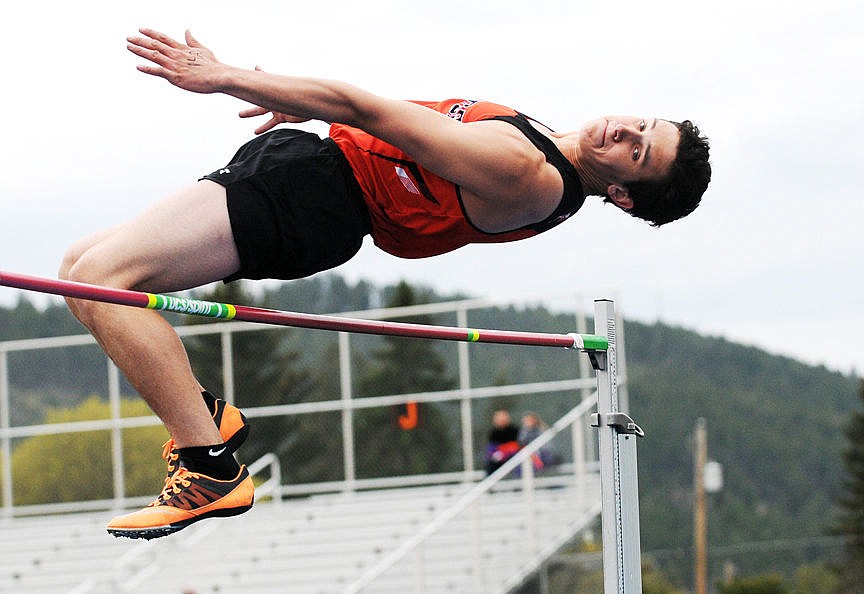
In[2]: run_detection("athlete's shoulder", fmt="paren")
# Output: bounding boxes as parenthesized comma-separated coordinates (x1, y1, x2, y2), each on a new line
(410, 99, 519, 122)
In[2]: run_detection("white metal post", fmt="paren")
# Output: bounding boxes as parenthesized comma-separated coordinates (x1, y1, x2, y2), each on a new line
(456, 307, 475, 477)
(339, 332, 356, 490)
(521, 456, 538, 555)
(592, 299, 643, 594)
(0, 348, 12, 514)
(221, 329, 235, 405)
(108, 361, 125, 504)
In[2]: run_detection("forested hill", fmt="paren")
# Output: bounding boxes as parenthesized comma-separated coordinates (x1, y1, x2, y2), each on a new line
(0, 275, 859, 576)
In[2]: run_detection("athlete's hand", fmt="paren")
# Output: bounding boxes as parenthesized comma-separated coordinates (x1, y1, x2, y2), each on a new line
(127, 28, 227, 94)
(238, 66, 311, 134)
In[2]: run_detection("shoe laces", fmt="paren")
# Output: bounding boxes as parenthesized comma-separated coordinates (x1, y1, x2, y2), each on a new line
(150, 467, 200, 507)
(161, 439, 176, 460)
(162, 439, 180, 474)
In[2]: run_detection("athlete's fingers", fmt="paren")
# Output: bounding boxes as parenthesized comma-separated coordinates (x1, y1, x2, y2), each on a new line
(138, 28, 186, 50)
(130, 29, 215, 67)
(133, 63, 165, 78)
(185, 30, 201, 48)
(126, 41, 175, 73)
(183, 29, 215, 59)
(239, 106, 269, 119)
(254, 116, 281, 135)
(127, 33, 186, 65)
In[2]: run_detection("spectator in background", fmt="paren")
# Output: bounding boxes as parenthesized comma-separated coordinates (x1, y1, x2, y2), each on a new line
(518, 411, 556, 472)
(485, 410, 520, 475)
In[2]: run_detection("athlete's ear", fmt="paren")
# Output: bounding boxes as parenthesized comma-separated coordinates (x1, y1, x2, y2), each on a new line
(607, 184, 634, 210)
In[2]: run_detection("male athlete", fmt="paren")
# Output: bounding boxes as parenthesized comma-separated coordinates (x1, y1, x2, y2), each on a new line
(59, 29, 710, 539)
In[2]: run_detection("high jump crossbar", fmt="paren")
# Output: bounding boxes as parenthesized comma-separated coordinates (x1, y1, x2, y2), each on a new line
(0, 270, 643, 593)
(0, 271, 606, 351)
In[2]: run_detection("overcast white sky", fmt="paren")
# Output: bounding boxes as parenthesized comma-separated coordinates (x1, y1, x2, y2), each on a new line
(1, 0, 861, 375)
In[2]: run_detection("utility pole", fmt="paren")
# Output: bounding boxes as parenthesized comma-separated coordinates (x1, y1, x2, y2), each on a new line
(694, 418, 708, 594)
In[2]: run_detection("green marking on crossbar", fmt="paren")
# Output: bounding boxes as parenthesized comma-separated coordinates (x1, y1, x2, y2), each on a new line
(145, 293, 236, 319)
(579, 334, 609, 350)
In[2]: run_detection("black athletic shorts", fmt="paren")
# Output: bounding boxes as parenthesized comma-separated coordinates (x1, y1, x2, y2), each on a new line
(202, 129, 371, 282)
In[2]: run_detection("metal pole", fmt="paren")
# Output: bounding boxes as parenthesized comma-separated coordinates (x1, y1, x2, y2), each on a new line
(593, 299, 643, 594)
(221, 329, 235, 405)
(339, 332, 356, 490)
(522, 456, 538, 555)
(457, 307, 475, 477)
(694, 418, 707, 594)
(0, 348, 12, 514)
(108, 361, 125, 504)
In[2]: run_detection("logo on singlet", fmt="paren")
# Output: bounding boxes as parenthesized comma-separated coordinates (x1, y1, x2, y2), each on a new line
(395, 167, 421, 195)
(446, 100, 478, 122)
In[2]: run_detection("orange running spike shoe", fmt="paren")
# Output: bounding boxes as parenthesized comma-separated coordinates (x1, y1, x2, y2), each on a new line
(162, 395, 250, 481)
(107, 466, 254, 540)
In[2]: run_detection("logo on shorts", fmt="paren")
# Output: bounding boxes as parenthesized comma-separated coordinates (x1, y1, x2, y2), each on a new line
(219, 168, 231, 175)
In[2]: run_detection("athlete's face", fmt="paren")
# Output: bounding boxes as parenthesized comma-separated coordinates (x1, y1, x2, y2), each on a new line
(577, 116, 679, 193)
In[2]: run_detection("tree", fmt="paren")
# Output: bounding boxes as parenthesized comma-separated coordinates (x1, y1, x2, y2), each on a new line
(1, 296, 107, 417)
(353, 281, 459, 478)
(832, 379, 864, 593)
(11, 396, 168, 504)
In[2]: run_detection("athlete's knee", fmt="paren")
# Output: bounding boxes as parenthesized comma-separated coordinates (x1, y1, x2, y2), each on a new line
(59, 241, 86, 282)
(59, 242, 96, 319)
(65, 253, 129, 292)
(60, 236, 134, 320)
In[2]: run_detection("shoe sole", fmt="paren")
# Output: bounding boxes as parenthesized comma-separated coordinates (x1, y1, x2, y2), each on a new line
(107, 498, 254, 540)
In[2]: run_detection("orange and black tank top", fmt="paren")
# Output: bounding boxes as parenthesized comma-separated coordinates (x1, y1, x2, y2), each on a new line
(329, 99, 584, 259)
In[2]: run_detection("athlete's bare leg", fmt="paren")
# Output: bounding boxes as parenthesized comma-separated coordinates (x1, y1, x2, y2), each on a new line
(60, 180, 241, 448)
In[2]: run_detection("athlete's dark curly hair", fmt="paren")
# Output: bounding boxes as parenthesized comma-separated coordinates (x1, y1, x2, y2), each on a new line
(621, 120, 711, 227)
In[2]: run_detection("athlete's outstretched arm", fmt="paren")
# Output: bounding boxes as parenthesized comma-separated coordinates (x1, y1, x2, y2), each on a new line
(127, 29, 558, 217)
(128, 28, 392, 126)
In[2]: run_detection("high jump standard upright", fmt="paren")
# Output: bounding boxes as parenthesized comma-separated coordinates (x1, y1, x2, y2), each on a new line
(591, 298, 644, 594)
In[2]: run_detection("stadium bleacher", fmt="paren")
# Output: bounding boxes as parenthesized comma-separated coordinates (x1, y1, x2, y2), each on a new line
(0, 474, 600, 594)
